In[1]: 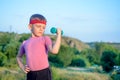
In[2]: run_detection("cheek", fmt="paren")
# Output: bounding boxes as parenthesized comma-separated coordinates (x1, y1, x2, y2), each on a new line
(31, 28, 34, 32)
(31, 28, 36, 33)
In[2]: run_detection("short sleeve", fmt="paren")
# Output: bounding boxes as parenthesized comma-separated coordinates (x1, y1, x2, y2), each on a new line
(19, 41, 25, 55)
(44, 36, 52, 53)
(44, 36, 52, 46)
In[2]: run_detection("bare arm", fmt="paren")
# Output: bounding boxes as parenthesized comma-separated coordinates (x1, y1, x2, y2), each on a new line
(49, 28, 62, 54)
(16, 52, 30, 73)
(16, 53, 25, 71)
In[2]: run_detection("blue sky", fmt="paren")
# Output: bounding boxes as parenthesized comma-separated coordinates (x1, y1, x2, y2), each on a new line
(0, 0, 120, 42)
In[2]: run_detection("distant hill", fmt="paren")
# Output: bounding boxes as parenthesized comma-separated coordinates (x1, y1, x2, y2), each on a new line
(48, 34, 90, 51)
(106, 42, 120, 50)
(86, 42, 120, 50)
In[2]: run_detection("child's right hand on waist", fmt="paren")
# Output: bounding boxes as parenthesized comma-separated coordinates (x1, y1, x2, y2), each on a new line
(24, 65, 30, 73)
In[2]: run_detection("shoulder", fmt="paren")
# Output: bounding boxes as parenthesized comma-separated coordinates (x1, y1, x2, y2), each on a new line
(21, 40, 27, 46)
(43, 36, 51, 40)
(43, 36, 52, 44)
(23, 40, 26, 44)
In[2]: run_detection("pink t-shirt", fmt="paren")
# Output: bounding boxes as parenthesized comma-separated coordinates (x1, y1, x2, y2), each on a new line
(19, 36, 52, 71)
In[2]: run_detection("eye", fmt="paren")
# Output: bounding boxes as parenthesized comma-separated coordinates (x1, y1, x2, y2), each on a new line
(42, 26, 46, 29)
(37, 25, 40, 28)
(35, 25, 41, 28)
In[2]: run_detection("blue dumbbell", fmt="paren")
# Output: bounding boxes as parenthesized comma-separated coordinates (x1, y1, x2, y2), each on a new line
(50, 27, 63, 35)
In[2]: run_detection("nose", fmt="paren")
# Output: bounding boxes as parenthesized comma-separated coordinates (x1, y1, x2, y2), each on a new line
(38, 27, 44, 32)
(40, 27, 44, 31)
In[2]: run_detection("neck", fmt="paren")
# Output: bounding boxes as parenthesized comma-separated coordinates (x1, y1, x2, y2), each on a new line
(31, 33, 41, 38)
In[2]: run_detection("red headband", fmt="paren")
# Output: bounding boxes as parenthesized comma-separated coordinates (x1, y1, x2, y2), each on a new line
(30, 19, 46, 25)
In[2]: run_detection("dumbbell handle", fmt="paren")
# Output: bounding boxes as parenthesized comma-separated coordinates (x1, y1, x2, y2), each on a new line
(50, 27, 63, 35)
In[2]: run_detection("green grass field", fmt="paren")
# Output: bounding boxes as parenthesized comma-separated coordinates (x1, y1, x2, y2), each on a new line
(0, 67, 112, 80)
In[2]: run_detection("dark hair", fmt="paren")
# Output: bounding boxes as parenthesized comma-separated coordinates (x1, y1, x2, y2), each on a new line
(29, 14, 47, 23)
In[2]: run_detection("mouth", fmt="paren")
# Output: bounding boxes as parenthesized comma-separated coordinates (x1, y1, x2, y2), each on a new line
(38, 31, 42, 33)
(38, 32, 43, 35)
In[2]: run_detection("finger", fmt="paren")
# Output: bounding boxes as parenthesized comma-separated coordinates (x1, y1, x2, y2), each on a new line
(24, 65, 30, 73)
(25, 67, 30, 72)
(57, 28, 61, 34)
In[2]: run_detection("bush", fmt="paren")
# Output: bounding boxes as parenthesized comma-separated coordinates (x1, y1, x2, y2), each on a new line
(111, 70, 120, 80)
(0, 52, 7, 66)
(49, 45, 74, 67)
(51, 67, 60, 80)
(101, 50, 117, 72)
(70, 58, 86, 67)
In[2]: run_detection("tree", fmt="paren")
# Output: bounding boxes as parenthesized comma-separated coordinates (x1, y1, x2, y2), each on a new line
(80, 48, 99, 65)
(19, 33, 31, 42)
(101, 50, 117, 72)
(70, 58, 86, 67)
(95, 42, 105, 56)
(49, 45, 74, 67)
(0, 33, 11, 52)
(116, 53, 120, 65)
(4, 40, 20, 59)
(0, 52, 7, 66)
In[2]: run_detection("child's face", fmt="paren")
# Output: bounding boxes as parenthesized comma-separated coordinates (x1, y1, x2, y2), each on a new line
(29, 23, 46, 37)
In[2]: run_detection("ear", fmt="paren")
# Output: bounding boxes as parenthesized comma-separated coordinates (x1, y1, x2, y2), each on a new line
(28, 24, 32, 30)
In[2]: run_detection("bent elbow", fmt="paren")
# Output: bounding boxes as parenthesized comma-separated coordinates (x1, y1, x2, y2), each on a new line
(51, 50, 59, 54)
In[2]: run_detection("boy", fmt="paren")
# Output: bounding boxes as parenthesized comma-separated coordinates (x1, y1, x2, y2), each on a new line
(16, 14, 61, 80)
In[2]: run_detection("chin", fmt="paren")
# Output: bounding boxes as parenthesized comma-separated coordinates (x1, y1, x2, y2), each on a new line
(37, 34, 43, 37)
